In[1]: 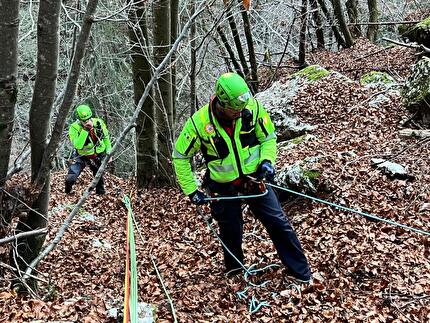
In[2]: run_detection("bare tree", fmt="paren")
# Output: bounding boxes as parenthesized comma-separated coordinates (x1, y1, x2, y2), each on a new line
(331, 0, 354, 47)
(153, 0, 174, 184)
(367, 0, 379, 42)
(239, 1, 258, 93)
(310, 0, 325, 48)
(0, 0, 20, 188)
(299, 0, 309, 66)
(346, 0, 362, 37)
(12, 0, 61, 290)
(128, 1, 157, 188)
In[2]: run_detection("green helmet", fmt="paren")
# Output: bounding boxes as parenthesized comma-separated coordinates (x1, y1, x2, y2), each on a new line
(75, 104, 92, 121)
(215, 72, 252, 110)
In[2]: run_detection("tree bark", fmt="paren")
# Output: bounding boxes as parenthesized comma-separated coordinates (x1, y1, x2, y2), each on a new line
(153, 0, 174, 185)
(310, 0, 325, 48)
(238, 1, 258, 93)
(128, 1, 157, 188)
(13, 0, 61, 290)
(0, 0, 20, 188)
(345, 0, 362, 38)
(367, 0, 379, 42)
(331, 0, 354, 47)
(299, 0, 308, 66)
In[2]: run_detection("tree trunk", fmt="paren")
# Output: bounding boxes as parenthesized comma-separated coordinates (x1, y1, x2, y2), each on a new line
(239, 1, 258, 93)
(128, 1, 157, 188)
(331, 0, 354, 47)
(310, 0, 325, 48)
(153, 0, 174, 185)
(225, 3, 250, 78)
(317, 0, 345, 48)
(216, 25, 243, 76)
(367, 0, 379, 42)
(299, 0, 308, 66)
(345, 0, 362, 38)
(190, 0, 198, 115)
(0, 0, 20, 188)
(171, 0, 178, 124)
(34, 0, 99, 189)
(13, 0, 61, 290)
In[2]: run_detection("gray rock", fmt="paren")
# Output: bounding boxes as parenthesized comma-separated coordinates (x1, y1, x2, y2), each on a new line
(255, 80, 315, 141)
(401, 57, 430, 116)
(371, 158, 409, 179)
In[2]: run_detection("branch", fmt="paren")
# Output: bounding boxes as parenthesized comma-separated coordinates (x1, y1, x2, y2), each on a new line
(0, 228, 47, 245)
(348, 21, 422, 26)
(23, 0, 211, 281)
(382, 37, 430, 54)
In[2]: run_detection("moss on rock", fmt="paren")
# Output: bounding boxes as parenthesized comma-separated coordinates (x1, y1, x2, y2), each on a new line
(360, 71, 396, 86)
(292, 65, 330, 82)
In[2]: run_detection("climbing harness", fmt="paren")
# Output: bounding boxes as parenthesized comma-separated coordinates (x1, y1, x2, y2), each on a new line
(203, 177, 268, 202)
(244, 176, 430, 237)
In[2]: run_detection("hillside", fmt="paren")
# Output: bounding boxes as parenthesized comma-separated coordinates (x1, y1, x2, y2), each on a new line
(1, 39, 429, 322)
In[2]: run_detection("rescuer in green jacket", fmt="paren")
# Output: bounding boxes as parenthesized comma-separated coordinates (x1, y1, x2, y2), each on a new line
(172, 72, 312, 283)
(65, 104, 112, 195)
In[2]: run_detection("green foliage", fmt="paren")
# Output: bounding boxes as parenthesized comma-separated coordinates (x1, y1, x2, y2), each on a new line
(292, 65, 330, 82)
(303, 169, 321, 181)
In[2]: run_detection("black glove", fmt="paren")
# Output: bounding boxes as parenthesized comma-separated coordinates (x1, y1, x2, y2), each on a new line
(95, 121, 104, 138)
(188, 190, 208, 205)
(256, 160, 275, 181)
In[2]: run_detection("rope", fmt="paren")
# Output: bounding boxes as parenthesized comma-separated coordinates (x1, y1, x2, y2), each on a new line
(203, 189, 268, 202)
(123, 196, 138, 323)
(126, 195, 178, 323)
(196, 206, 280, 314)
(245, 177, 430, 237)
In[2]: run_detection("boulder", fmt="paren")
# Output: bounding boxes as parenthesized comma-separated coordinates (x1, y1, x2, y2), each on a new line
(360, 71, 400, 108)
(401, 57, 430, 120)
(399, 15, 430, 48)
(255, 80, 315, 141)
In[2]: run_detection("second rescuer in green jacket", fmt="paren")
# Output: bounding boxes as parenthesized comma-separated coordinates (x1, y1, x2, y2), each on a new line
(65, 104, 112, 195)
(172, 73, 312, 283)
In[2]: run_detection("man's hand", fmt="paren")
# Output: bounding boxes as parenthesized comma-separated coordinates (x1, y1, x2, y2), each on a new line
(256, 160, 275, 181)
(188, 190, 208, 205)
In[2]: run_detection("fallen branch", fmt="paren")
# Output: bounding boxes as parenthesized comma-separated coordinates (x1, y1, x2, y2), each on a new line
(0, 228, 47, 245)
(382, 37, 430, 54)
(399, 129, 430, 138)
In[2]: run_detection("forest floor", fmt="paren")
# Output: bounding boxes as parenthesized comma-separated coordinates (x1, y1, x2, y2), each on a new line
(1, 38, 429, 322)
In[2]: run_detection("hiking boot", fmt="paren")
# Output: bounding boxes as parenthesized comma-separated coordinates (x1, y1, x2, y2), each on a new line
(65, 181, 73, 194)
(96, 186, 105, 195)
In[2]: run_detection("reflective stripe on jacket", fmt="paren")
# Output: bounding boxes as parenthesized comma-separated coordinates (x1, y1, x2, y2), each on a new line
(69, 118, 112, 156)
(172, 97, 276, 195)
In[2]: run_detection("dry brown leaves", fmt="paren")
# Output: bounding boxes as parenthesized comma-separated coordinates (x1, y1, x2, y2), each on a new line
(1, 39, 429, 322)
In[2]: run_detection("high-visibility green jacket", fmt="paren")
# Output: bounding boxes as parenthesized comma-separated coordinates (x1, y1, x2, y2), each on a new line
(69, 118, 112, 156)
(172, 97, 277, 195)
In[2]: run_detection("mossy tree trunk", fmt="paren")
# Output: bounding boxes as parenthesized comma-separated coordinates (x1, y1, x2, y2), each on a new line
(129, 0, 157, 188)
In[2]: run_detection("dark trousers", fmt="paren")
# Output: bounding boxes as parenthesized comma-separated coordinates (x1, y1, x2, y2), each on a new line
(210, 185, 311, 280)
(65, 153, 105, 194)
